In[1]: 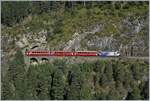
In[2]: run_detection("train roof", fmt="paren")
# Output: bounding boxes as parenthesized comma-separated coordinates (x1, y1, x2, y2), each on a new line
(26, 51, 97, 52)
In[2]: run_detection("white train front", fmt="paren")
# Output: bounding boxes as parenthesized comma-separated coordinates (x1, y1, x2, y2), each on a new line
(98, 51, 120, 57)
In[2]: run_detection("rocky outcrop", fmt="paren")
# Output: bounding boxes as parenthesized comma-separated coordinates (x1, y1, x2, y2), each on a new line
(86, 35, 118, 51)
(2, 13, 148, 66)
(62, 24, 103, 51)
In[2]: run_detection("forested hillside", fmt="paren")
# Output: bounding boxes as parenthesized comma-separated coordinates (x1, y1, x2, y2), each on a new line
(1, 1, 149, 100)
(2, 50, 149, 100)
(2, 1, 149, 56)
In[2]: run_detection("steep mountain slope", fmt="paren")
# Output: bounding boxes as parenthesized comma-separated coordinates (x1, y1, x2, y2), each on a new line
(2, 2, 149, 57)
(1, 1, 149, 100)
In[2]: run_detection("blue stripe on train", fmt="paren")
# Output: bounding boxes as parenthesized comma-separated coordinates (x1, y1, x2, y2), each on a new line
(99, 52, 109, 57)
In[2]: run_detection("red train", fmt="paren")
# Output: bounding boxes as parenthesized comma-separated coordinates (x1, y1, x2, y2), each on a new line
(25, 51, 98, 57)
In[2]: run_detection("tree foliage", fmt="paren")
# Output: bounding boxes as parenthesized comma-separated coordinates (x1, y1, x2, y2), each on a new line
(2, 1, 148, 26)
(51, 68, 65, 100)
(2, 57, 149, 100)
(1, 1, 149, 100)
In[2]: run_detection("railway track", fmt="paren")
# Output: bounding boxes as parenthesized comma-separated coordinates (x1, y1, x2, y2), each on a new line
(73, 56, 149, 63)
(27, 56, 149, 65)
(55, 56, 149, 61)
(119, 56, 149, 60)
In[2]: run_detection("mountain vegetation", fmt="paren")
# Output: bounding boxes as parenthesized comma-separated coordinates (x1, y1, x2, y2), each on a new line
(2, 1, 148, 47)
(1, 1, 149, 100)
(1, 50, 149, 100)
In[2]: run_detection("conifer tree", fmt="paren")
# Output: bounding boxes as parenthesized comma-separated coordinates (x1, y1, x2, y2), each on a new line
(6, 50, 26, 99)
(126, 86, 142, 100)
(26, 65, 39, 100)
(67, 64, 83, 99)
(1, 76, 14, 100)
(51, 68, 65, 100)
(36, 64, 53, 100)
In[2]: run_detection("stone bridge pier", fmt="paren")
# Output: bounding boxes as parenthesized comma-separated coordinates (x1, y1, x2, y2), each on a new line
(23, 48, 50, 66)
(23, 43, 50, 66)
(30, 57, 49, 65)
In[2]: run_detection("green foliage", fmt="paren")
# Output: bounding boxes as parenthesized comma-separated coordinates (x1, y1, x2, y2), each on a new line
(51, 68, 65, 100)
(2, 57, 149, 100)
(10, 51, 26, 99)
(53, 59, 66, 71)
(113, 61, 125, 82)
(2, 1, 148, 46)
(126, 85, 142, 100)
(104, 61, 113, 82)
(26, 65, 39, 99)
(131, 62, 142, 80)
(80, 62, 93, 73)
(2, 50, 27, 99)
(24, 13, 53, 33)
(94, 60, 106, 73)
(26, 64, 54, 100)
(67, 64, 83, 99)
(36, 64, 53, 100)
(1, 1, 149, 100)
(107, 87, 120, 100)
(2, 1, 30, 26)
(80, 81, 93, 100)
(141, 81, 149, 99)
(1, 76, 14, 100)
